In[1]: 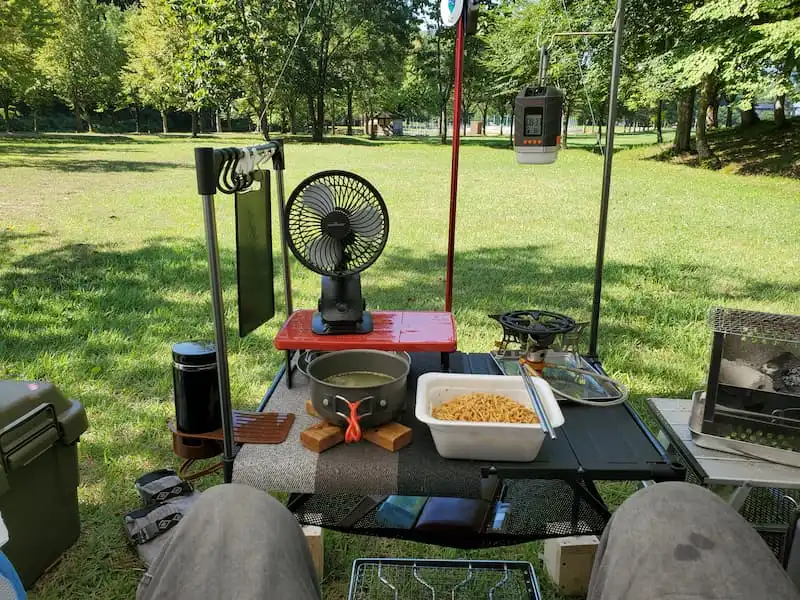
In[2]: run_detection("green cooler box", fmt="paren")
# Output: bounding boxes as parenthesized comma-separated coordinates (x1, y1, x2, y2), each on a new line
(0, 381, 89, 588)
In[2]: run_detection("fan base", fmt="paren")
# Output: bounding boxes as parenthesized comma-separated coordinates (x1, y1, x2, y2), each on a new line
(312, 312, 374, 335)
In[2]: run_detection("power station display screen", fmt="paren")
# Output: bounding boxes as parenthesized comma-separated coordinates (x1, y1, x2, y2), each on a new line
(524, 107, 543, 137)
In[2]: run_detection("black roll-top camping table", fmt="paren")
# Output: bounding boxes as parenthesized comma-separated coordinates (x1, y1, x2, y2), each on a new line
(233, 352, 685, 548)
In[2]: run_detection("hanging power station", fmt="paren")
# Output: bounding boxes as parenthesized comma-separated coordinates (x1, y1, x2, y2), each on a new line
(513, 43, 564, 165)
(514, 85, 564, 165)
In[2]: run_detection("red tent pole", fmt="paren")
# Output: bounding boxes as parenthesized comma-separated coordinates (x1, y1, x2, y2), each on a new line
(445, 15, 466, 313)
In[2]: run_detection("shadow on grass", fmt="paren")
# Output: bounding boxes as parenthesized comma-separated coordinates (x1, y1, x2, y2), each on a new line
(650, 119, 799, 178)
(0, 229, 50, 255)
(3, 232, 798, 419)
(373, 246, 800, 402)
(283, 134, 381, 147)
(4, 232, 795, 599)
(0, 156, 186, 172)
(570, 142, 661, 155)
(0, 133, 166, 145)
(0, 144, 149, 158)
(54, 159, 187, 172)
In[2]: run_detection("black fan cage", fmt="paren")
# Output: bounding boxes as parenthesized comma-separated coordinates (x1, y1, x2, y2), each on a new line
(285, 170, 389, 276)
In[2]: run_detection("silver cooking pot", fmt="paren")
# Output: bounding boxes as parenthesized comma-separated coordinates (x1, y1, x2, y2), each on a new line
(306, 350, 410, 429)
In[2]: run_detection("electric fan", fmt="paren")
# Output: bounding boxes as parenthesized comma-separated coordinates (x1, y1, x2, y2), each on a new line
(285, 170, 389, 334)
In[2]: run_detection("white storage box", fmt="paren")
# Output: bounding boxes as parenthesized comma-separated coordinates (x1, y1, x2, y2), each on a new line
(415, 373, 564, 462)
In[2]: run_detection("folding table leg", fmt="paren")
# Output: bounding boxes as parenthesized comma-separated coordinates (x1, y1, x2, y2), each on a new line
(727, 483, 753, 511)
(285, 350, 293, 388)
(258, 363, 288, 412)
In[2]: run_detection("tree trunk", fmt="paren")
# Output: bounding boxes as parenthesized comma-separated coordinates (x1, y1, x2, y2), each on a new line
(32, 108, 38, 133)
(226, 106, 232, 131)
(695, 75, 715, 162)
(133, 105, 141, 134)
(307, 94, 316, 136)
(775, 94, 787, 128)
(258, 112, 268, 137)
(725, 105, 733, 128)
(509, 111, 514, 148)
(191, 111, 198, 137)
(313, 88, 324, 142)
(73, 104, 83, 132)
(85, 110, 93, 133)
(596, 105, 605, 146)
(215, 110, 223, 133)
(346, 91, 354, 136)
(160, 110, 168, 134)
(673, 88, 695, 153)
(740, 105, 759, 127)
(440, 107, 447, 144)
(706, 101, 718, 129)
(289, 102, 297, 134)
(259, 103, 269, 140)
(561, 103, 571, 149)
(280, 108, 288, 133)
(656, 99, 663, 143)
(2, 105, 9, 132)
(198, 110, 205, 134)
(499, 114, 504, 136)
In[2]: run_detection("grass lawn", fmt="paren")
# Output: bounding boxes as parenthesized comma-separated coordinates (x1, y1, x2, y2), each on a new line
(1, 130, 799, 600)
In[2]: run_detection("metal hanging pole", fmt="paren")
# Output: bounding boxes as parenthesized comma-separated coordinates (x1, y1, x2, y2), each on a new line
(538, 45, 550, 87)
(272, 140, 294, 388)
(588, 0, 625, 358)
(444, 8, 467, 313)
(194, 147, 237, 483)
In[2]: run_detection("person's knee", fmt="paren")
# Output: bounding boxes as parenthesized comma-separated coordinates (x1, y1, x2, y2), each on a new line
(193, 484, 292, 524)
(631, 481, 720, 506)
(613, 482, 725, 524)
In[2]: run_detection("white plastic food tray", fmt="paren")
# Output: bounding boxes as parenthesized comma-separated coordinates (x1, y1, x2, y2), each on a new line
(415, 373, 565, 462)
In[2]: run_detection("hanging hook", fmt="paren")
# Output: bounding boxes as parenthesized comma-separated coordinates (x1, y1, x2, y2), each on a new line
(218, 149, 237, 194)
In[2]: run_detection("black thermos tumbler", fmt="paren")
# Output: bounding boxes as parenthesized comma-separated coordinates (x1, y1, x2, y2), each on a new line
(172, 341, 222, 434)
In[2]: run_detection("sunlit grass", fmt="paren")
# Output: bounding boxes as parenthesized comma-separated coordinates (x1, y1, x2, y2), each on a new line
(1, 130, 798, 599)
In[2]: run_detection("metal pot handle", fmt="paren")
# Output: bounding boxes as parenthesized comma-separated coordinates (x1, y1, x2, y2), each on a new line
(327, 395, 378, 420)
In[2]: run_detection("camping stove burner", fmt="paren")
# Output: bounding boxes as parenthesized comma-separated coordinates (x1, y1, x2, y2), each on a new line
(490, 310, 577, 361)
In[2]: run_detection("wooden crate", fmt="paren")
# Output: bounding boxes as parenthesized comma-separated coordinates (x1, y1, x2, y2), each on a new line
(542, 535, 599, 597)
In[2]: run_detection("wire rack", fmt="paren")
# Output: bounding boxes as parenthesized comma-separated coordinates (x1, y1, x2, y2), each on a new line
(347, 559, 542, 600)
(709, 307, 800, 344)
(289, 479, 609, 549)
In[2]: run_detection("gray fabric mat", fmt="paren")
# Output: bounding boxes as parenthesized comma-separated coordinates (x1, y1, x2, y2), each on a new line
(233, 355, 485, 497)
(232, 367, 404, 495)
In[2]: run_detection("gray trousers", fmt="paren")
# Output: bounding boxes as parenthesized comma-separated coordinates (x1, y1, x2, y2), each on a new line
(137, 482, 800, 600)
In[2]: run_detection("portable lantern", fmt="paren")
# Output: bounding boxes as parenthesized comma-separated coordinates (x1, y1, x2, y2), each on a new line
(514, 85, 564, 165)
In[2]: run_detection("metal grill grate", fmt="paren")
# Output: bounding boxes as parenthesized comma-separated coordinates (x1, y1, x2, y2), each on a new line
(709, 308, 800, 344)
(347, 559, 541, 600)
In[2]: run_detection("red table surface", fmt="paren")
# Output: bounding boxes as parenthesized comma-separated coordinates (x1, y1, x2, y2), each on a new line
(274, 310, 457, 352)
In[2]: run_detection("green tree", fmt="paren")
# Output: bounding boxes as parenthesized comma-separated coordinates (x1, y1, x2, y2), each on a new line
(0, 0, 53, 132)
(745, 2, 800, 128)
(123, 0, 183, 133)
(334, 11, 411, 136)
(293, 0, 414, 142)
(38, 0, 126, 132)
(407, 26, 456, 143)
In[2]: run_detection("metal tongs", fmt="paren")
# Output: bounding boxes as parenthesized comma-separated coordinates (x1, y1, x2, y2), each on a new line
(519, 362, 556, 439)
